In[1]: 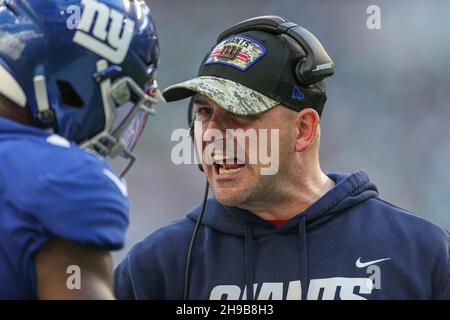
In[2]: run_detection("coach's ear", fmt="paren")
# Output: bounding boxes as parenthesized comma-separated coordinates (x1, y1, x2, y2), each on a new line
(294, 107, 320, 153)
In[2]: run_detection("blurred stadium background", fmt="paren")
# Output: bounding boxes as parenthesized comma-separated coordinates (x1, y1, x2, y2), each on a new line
(112, 0, 450, 265)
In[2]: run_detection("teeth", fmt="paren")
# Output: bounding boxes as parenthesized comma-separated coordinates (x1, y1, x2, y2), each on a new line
(213, 154, 233, 161)
(218, 166, 243, 175)
(213, 154, 246, 164)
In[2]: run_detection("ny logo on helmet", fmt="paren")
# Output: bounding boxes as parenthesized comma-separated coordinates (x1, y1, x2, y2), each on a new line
(73, 0, 135, 64)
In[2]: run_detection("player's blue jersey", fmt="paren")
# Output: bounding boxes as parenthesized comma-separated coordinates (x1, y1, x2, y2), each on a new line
(0, 116, 130, 299)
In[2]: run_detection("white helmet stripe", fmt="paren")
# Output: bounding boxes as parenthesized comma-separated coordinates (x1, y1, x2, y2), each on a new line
(0, 64, 26, 107)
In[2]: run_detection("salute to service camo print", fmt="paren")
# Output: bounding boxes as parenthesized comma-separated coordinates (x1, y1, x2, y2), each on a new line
(163, 76, 279, 115)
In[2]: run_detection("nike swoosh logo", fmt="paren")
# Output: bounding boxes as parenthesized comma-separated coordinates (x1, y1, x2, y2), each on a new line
(355, 257, 391, 268)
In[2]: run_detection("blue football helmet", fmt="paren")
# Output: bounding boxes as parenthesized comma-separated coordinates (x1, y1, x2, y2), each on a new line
(0, 0, 163, 175)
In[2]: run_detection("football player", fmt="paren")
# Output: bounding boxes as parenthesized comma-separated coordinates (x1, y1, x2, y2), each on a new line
(0, 0, 162, 299)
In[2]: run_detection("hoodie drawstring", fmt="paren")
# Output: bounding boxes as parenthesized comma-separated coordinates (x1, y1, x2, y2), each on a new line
(244, 222, 254, 300)
(298, 216, 308, 300)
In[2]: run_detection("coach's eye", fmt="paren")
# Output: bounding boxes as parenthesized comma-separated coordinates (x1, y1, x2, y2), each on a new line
(194, 107, 214, 125)
(195, 107, 214, 120)
(195, 107, 213, 115)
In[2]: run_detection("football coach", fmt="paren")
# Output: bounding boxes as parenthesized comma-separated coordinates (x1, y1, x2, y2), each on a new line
(115, 16, 450, 300)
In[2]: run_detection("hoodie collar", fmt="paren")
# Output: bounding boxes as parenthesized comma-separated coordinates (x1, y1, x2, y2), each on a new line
(187, 170, 378, 237)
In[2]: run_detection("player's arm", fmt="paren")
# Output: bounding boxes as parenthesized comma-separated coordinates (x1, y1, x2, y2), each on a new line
(35, 238, 115, 300)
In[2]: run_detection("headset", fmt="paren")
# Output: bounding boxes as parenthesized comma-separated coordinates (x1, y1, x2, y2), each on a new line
(217, 15, 335, 86)
(183, 15, 334, 299)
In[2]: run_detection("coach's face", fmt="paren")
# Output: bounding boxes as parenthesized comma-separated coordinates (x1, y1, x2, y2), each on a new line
(193, 94, 299, 207)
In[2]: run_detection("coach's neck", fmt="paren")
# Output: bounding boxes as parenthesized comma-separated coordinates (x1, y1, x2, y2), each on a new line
(245, 170, 334, 222)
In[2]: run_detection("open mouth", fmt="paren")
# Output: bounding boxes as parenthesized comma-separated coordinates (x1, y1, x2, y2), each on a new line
(212, 154, 246, 176)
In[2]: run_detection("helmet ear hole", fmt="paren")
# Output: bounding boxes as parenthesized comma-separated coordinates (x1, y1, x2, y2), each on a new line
(57, 80, 84, 108)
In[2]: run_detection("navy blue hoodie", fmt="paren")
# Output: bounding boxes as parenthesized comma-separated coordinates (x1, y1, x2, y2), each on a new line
(115, 171, 450, 299)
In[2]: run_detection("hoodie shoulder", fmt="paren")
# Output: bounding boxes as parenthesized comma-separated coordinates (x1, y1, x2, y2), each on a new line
(129, 217, 195, 264)
(364, 197, 450, 298)
(369, 197, 450, 238)
(361, 196, 450, 251)
(115, 217, 195, 299)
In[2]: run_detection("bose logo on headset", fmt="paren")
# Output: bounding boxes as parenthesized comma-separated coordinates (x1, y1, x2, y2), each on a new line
(73, 0, 135, 64)
(312, 62, 334, 72)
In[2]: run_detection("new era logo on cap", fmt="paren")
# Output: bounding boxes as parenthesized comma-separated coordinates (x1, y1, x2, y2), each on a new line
(292, 85, 304, 100)
(203, 35, 266, 71)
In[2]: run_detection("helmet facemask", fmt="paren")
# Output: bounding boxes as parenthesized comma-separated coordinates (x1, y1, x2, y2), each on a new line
(81, 59, 165, 177)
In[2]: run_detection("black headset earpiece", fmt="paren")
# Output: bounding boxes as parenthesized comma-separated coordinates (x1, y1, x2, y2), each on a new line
(217, 15, 335, 86)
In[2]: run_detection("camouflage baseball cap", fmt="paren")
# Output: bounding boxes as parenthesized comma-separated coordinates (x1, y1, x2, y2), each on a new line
(163, 29, 327, 115)
(163, 76, 278, 115)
